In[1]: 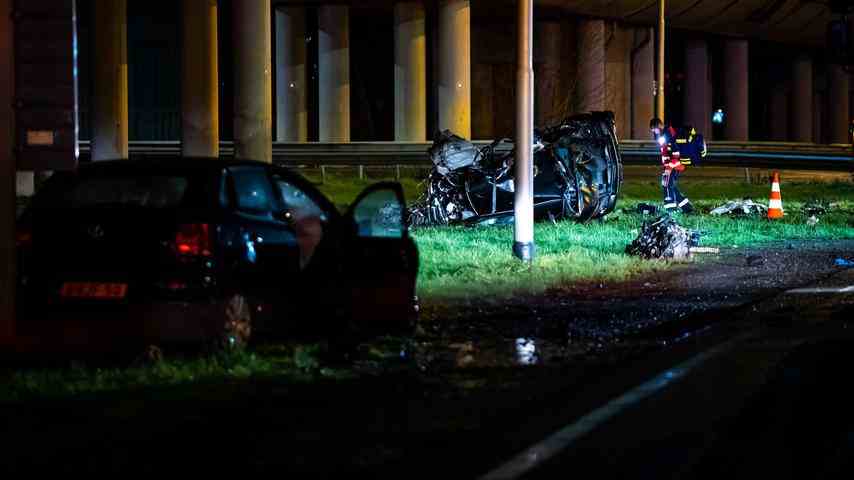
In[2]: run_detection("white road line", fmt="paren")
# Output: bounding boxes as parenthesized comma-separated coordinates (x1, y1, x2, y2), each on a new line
(786, 286, 854, 294)
(478, 333, 752, 480)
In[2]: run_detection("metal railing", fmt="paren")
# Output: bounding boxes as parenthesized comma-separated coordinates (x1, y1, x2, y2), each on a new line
(75, 140, 853, 173)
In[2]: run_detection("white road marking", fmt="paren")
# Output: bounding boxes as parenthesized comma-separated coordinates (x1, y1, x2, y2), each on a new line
(478, 333, 751, 480)
(786, 286, 854, 294)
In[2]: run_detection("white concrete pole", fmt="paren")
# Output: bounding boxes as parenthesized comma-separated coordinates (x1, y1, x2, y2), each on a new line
(394, 2, 427, 142)
(276, 7, 308, 142)
(438, 0, 471, 138)
(513, 0, 534, 262)
(318, 6, 350, 142)
(656, 0, 665, 121)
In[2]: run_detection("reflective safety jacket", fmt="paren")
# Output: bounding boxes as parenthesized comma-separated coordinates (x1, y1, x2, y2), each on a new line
(657, 125, 707, 170)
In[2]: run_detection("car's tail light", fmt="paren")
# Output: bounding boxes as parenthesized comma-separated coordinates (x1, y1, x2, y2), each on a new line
(174, 223, 212, 257)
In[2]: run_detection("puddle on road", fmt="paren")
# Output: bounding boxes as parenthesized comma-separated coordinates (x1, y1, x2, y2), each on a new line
(405, 337, 591, 370)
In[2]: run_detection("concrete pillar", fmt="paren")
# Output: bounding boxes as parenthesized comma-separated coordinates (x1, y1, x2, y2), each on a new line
(577, 19, 606, 113)
(683, 38, 712, 138)
(438, 0, 471, 138)
(827, 64, 850, 144)
(535, 21, 562, 126)
(318, 6, 350, 142)
(606, 25, 632, 139)
(791, 56, 813, 142)
(276, 7, 308, 142)
(394, 2, 427, 142)
(768, 85, 789, 141)
(723, 39, 749, 140)
(0, 0, 14, 345)
(182, 0, 219, 158)
(472, 63, 495, 139)
(631, 28, 655, 139)
(92, 0, 128, 161)
(233, 0, 272, 162)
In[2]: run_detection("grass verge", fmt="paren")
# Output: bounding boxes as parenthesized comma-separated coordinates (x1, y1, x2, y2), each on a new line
(3, 171, 852, 399)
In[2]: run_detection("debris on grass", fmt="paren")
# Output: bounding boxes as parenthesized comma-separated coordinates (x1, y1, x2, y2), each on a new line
(709, 199, 768, 217)
(625, 215, 697, 261)
(802, 200, 838, 217)
(689, 247, 720, 254)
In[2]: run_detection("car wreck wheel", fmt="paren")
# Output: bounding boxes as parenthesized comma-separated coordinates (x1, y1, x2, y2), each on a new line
(214, 293, 253, 351)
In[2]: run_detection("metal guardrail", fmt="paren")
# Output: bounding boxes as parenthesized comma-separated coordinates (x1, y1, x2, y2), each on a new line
(76, 140, 853, 172)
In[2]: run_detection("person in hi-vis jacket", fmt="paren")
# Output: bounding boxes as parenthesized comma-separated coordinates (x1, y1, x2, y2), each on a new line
(650, 117, 706, 214)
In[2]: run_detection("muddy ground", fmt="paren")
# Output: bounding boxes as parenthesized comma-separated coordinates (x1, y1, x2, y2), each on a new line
(1, 239, 853, 476)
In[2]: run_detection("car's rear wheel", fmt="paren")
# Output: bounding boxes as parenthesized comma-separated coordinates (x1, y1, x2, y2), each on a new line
(213, 293, 253, 351)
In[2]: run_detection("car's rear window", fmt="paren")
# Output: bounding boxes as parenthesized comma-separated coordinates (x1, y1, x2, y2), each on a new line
(68, 176, 189, 208)
(32, 172, 193, 209)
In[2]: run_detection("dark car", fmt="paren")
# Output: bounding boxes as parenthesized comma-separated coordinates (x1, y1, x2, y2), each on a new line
(14, 158, 419, 354)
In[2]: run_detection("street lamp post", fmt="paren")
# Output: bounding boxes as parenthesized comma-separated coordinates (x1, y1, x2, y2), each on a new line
(513, 0, 535, 262)
(656, 0, 666, 120)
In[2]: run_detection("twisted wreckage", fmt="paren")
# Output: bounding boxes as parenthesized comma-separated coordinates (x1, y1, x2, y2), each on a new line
(408, 111, 624, 227)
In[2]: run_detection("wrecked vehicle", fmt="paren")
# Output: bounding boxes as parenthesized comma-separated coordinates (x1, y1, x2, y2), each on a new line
(15, 158, 419, 354)
(408, 111, 623, 227)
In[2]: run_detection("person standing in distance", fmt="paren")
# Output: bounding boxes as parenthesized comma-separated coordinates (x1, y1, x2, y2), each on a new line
(650, 117, 703, 214)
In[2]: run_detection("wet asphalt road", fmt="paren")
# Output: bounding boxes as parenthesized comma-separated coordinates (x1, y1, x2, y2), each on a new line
(1, 239, 853, 477)
(498, 259, 854, 480)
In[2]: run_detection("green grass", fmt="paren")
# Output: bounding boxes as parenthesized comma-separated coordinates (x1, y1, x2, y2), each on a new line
(3, 170, 852, 400)
(300, 167, 426, 212)
(0, 343, 357, 402)
(304, 169, 854, 300)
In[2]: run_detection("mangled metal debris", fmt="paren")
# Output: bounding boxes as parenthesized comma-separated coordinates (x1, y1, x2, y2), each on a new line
(709, 199, 768, 217)
(802, 200, 837, 217)
(625, 215, 699, 261)
(407, 111, 623, 228)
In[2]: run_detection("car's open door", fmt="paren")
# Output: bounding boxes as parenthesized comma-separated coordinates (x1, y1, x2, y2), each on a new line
(342, 182, 419, 335)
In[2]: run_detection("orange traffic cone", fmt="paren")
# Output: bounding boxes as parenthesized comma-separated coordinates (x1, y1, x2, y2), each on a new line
(767, 171, 784, 219)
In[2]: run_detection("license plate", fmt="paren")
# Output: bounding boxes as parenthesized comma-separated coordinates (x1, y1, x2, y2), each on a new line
(60, 282, 128, 299)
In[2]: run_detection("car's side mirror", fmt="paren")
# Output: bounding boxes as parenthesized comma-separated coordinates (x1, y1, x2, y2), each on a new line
(346, 183, 406, 238)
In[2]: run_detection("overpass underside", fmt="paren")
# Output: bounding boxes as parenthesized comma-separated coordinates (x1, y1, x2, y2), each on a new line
(9, 0, 854, 193)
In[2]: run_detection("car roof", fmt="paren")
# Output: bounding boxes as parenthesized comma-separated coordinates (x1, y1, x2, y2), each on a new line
(75, 157, 273, 173)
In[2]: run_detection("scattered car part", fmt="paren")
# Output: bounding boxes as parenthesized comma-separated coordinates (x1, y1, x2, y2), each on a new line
(625, 215, 697, 260)
(709, 199, 768, 216)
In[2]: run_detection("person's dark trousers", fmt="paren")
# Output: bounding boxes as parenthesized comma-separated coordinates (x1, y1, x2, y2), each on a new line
(662, 169, 694, 213)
